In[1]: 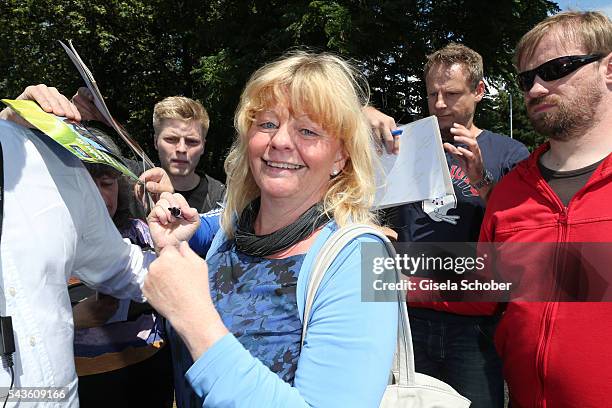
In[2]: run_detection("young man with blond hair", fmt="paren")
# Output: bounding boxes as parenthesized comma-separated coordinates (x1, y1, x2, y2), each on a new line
(153, 96, 225, 213)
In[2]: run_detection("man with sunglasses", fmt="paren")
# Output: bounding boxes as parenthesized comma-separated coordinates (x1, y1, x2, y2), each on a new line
(475, 11, 612, 407)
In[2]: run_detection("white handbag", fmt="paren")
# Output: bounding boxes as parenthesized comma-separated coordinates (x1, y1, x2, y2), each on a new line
(302, 224, 471, 408)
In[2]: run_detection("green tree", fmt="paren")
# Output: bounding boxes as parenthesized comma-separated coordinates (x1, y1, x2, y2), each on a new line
(1, 0, 559, 178)
(478, 83, 546, 151)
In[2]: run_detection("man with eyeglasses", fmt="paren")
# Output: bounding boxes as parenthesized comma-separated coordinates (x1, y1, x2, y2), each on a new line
(472, 11, 612, 407)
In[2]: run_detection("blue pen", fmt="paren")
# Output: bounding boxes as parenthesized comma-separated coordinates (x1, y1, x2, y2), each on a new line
(391, 129, 403, 136)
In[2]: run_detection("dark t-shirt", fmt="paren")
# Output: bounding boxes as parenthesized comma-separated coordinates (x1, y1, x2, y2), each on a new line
(538, 158, 604, 207)
(178, 174, 226, 214)
(386, 130, 529, 242)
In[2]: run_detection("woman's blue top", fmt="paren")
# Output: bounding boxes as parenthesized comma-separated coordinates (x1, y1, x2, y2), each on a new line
(171, 212, 398, 407)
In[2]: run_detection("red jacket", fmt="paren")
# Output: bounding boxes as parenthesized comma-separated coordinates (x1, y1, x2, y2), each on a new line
(479, 143, 612, 408)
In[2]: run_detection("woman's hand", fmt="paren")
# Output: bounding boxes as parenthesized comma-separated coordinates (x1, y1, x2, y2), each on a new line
(143, 242, 228, 360)
(147, 192, 200, 252)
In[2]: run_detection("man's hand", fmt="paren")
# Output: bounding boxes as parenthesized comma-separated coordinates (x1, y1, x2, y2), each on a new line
(363, 106, 400, 155)
(443, 123, 492, 199)
(136, 167, 174, 205)
(0, 84, 81, 125)
(143, 242, 228, 360)
(147, 192, 200, 252)
(71, 87, 110, 125)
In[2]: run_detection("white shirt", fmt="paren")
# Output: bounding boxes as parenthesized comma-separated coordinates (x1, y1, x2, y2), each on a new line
(0, 121, 154, 407)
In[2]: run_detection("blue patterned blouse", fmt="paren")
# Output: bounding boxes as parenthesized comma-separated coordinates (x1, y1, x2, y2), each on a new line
(171, 237, 305, 407)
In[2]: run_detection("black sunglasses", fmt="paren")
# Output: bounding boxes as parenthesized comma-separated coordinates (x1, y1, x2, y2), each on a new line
(517, 54, 604, 91)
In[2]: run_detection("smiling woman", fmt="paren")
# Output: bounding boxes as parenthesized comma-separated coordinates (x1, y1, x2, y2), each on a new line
(145, 51, 399, 408)
(224, 51, 379, 235)
(245, 105, 347, 227)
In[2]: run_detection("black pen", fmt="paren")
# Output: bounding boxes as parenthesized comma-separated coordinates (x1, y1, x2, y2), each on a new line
(168, 207, 183, 219)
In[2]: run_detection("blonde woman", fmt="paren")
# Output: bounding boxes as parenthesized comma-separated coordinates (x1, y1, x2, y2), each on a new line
(145, 51, 398, 407)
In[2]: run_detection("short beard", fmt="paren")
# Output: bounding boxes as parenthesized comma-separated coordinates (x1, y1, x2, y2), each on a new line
(528, 79, 602, 142)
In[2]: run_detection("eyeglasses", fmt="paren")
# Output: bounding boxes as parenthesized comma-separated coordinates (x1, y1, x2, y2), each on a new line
(517, 54, 604, 91)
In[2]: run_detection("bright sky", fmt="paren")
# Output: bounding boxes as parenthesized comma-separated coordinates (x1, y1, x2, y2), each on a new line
(559, 0, 612, 16)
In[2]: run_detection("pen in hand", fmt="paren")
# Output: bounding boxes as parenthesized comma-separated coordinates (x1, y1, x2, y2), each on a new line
(168, 207, 183, 219)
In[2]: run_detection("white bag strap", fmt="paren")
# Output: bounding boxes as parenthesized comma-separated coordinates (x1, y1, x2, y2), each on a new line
(301, 224, 416, 386)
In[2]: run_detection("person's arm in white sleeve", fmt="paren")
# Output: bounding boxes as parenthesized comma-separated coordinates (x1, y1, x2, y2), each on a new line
(69, 161, 153, 301)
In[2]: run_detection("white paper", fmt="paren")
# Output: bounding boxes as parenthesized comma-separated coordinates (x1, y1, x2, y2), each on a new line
(374, 115, 454, 209)
(59, 40, 155, 168)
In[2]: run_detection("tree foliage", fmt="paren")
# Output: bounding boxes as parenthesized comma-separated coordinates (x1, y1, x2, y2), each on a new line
(0, 0, 558, 178)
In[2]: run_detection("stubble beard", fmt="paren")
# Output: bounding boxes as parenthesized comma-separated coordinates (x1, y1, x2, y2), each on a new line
(528, 79, 602, 142)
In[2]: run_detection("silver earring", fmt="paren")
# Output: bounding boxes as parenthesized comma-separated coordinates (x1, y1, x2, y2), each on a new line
(331, 169, 339, 177)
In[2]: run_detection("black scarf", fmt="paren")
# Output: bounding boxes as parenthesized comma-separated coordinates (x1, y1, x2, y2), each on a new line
(235, 198, 330, 257)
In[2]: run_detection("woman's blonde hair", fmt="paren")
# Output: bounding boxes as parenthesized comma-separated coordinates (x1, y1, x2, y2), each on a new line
(221, 50, 378, 237)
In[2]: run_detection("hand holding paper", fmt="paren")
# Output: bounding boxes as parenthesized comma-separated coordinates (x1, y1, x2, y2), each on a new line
(137, 167, 174, 203)
(374, 116, 455, 209)
(0, 84, 81, 125)
(1, 99, 139, 181)
(72, 87, 110, 125)
(363, 106, 400, 155)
